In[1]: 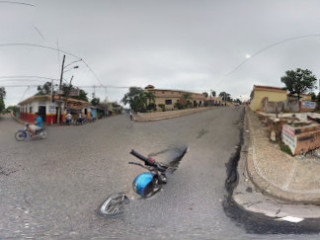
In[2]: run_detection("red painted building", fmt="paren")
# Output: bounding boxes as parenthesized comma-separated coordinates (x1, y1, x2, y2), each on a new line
(19, 95, 90, 125)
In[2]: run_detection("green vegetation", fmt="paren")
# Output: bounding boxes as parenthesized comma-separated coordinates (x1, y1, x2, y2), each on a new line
(36, 81, 89, 102)
(280, 143, 293, 156)
(0, 87, 6, 113)
(91, 97, 100, 106)
(122, 87, 156, 112)
(219, 91, 232, 102)
(281, 68, 317, 99)
(158, 103, 165, 112)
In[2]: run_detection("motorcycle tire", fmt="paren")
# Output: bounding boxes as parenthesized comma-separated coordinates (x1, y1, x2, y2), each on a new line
(40, 130, 48, 139)
(99, 193, 129, 217)
(15, 131, 26, 141)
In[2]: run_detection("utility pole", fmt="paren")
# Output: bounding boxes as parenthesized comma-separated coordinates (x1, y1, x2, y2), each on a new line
(65, 75, 73, 113)
(57, 54, 66, 125)
(51, 79, 54, 124)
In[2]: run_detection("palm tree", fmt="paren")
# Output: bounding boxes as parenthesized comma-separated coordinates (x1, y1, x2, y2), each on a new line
(144, 91, 156, 112)
(145, 91, 155, 104)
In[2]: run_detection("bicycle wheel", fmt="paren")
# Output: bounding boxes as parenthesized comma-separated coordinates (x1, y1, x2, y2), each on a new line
(15, 131, 26, 141)
(99, 193, 129, 216)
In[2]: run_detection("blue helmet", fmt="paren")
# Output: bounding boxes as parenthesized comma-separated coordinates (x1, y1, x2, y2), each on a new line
(132, 172, 155, 197)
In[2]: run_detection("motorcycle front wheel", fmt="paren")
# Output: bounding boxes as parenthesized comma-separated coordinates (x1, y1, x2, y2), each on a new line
(15, 131, 26, 141)
(99, 193, 129, 217)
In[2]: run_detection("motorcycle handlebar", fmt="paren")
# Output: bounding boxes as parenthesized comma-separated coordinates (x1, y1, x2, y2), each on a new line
(130, 149, 156, 166)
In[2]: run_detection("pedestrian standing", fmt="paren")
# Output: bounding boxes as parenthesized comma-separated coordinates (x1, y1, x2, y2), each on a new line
(66, 112, 72, 125)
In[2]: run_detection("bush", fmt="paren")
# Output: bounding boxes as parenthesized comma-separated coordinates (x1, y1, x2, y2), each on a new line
(158, 104, 165, 112)
(174, 102, 184, 110)
(147, 103, 157, 112)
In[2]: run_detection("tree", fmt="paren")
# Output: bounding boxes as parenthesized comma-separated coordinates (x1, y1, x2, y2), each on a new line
(0, 87, 6, 113)
(122, 87, 148, 112)
(36, 82, 88, 102)
(71, 89, 88, 102)
(180, 92, 193, 108)
(144, 91, 156, 111)
(211, 91, 216, 97)
(36, 82, 55, 95)
(219, 92, 231, 101)
(6, 105, 19, 115)
(91, 97, 100, 106)
(234, 98, 242, 104)
(281, 68, 317, 99)
(202, 92, 208, 98)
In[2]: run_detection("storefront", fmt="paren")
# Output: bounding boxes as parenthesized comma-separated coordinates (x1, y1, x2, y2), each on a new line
(19, 95, 91, 125)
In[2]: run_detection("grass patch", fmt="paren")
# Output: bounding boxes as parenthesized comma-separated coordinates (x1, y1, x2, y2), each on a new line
(280, 143, 293, 156)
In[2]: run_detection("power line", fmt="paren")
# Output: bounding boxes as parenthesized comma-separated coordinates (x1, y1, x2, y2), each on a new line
(225, 33, 320, 77)
(0, 1, 35, 7)
(19, 86, 31, 102)
(0, 43, 104, 87)
(0, 75, 59, 81)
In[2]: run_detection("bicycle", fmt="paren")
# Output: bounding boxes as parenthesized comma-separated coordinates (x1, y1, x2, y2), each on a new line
(98, 148, 187, 217)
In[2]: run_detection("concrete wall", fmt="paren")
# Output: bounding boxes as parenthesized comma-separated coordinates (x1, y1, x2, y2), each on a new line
(134, 107, 212, 122)
(154, 97, 204, 110)
(250, 90, 287, 111)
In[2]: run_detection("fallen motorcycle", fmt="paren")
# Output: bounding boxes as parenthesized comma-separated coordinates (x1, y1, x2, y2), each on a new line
(98, 148, 187, 217)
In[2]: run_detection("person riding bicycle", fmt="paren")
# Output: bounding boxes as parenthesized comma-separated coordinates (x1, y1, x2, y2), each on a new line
(28, 112, 43, 137)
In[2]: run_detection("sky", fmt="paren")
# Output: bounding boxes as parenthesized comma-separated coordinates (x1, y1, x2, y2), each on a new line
(1, 0, 320, 106)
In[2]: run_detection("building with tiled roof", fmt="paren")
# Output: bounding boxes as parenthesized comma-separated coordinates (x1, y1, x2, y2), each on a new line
(145, 85, 206, 110)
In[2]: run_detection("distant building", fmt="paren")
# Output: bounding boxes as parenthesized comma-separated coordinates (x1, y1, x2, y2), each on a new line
(250, 85, 287, 111)
(18, 95, 90, 124)
(145, 85, 206, 110)
(205, 96, 222, 106)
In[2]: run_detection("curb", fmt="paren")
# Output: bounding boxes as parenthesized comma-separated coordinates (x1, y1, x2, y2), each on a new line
(246, 109, 320, 204)
(232, 108, 320, 219)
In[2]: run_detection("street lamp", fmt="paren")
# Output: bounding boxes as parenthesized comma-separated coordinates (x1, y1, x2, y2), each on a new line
(56, 55, 80, 124)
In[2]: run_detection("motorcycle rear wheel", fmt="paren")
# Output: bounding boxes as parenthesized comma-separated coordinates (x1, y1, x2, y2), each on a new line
(15, 131, 26, 141)
(99, 193, 129, 216)
(40, 130, 47, 139)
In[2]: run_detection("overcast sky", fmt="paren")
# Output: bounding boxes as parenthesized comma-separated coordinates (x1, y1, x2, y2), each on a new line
(1, 0, 320, 106)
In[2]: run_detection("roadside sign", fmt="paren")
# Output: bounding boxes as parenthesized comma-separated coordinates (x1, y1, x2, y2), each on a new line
(69, 88, 80, 96)
(301, 101, 316, 110)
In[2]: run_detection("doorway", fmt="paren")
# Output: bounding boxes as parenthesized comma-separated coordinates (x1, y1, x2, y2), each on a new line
(38, 106, 46, 123)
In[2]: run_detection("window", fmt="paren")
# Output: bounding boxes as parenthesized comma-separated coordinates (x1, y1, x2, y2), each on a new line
(29, 107, 33, 113)
(165, 99, 172, 105)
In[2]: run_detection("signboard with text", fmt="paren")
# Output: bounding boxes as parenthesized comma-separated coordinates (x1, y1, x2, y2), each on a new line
(301, 101, 316, 110)
(69, 88, 80, 96)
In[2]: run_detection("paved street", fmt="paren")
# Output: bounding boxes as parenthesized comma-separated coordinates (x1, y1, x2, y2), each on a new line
(2, 107, 315, 240)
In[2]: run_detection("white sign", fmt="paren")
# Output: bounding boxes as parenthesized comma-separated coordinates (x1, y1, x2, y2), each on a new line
(282, 124, 297, 154)
(49, 106, 56, 114)
(301, 101, 316, 109)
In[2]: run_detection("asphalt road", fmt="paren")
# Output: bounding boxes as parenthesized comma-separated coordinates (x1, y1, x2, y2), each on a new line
(2, 107, 318, 240)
